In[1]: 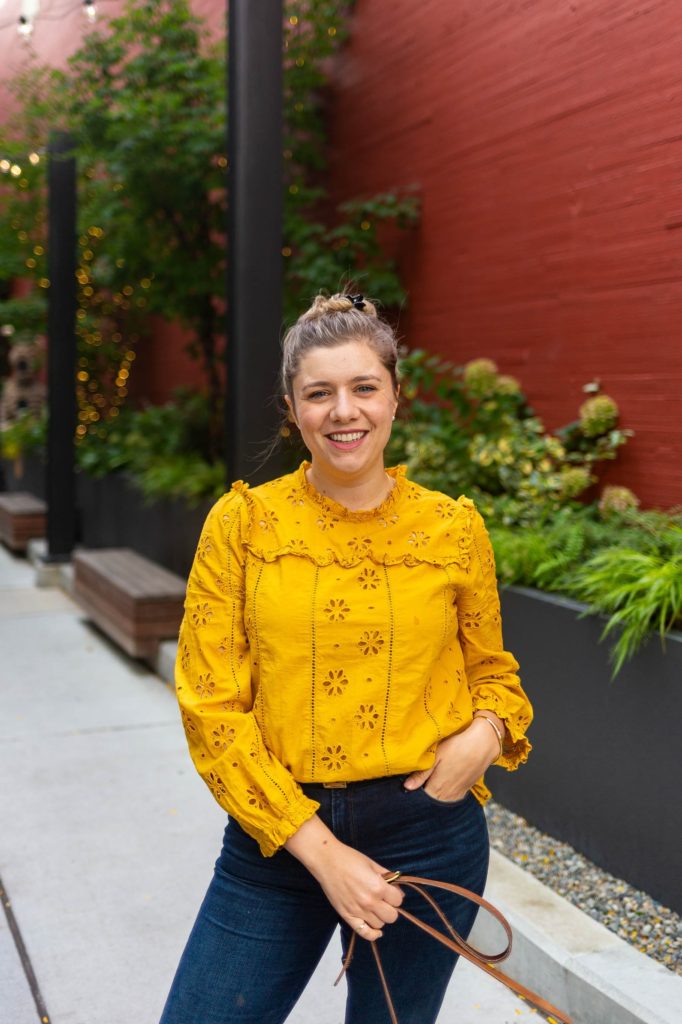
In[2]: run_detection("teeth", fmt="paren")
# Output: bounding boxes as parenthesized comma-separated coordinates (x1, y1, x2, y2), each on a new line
(329, 432, 365, 442)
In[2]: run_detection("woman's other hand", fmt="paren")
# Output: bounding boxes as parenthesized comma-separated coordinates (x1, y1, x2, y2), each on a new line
(285, 816, 403, 940)
(403, 715, 503, 802)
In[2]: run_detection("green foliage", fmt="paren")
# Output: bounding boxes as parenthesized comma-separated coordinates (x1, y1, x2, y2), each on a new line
(0, 0, 418, 454)
(0, 294, 47, 340)
(75, 389, 224, 504)
(387, 349, 628, 526)
(0, 408, 47, 460)
(387, 349, 682, 674)
(568, 515, 682, 676)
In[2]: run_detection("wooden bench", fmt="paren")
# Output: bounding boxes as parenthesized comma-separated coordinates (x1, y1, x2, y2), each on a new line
(73, 547, 186, 659)
(0, 491, 47, 552)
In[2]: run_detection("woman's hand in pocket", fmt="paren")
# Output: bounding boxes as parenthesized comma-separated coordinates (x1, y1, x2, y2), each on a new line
(403, 718, 500, 801)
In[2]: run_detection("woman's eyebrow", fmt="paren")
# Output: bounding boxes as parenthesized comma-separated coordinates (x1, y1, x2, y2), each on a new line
(301, 374, 382, 389)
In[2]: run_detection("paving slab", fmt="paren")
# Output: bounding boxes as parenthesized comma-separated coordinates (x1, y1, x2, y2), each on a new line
(0, 908, 38, 1024)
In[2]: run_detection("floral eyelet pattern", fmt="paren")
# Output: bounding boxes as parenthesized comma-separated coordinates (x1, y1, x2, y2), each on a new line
(358, 568, 379, 589)
(247, 786, 268, 809)
(212, 724, 236, 751)
(316, 511, 339, 532)
(197, 535, 213, 560)
(191, 603, 213, 627)
(358, 630, 385, 656)
(324, 599, 350, 621)
(214, 572, 229, 594)
(258, 510, 279, 532)
(354, 703, 379, 729)
(195, 674, 215, 698)
(461, 610, 483, 630)
(180, 709, 197, 736)
(408, 530, 430, 548)
(207, 772, 227, 801)
(322, 669, 349, 696)
(321, 745, 348, 771)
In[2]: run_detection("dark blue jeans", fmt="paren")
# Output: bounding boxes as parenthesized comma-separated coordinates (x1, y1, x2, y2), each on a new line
(159, 775, 489, 1024)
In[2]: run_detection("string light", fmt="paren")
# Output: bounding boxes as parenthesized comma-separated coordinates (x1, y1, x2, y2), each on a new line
(83, 0, 96, 22)
(18, 0, 40, 36)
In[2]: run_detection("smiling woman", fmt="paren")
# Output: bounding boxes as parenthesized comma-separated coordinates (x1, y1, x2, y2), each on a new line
(285, 339, 399, 509)
(160, 292, 533, 1024)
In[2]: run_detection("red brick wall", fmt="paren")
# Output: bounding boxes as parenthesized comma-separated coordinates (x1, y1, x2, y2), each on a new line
(326, 0, 682, 508)
(3, 2, 682, 504)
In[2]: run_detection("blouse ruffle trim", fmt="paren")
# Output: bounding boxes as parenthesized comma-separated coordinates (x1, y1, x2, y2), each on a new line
(230, 472, 476, 570)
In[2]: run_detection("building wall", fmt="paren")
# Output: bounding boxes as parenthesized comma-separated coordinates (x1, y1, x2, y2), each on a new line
(2, 2, 682, 505)
(326, 0, 682, 507)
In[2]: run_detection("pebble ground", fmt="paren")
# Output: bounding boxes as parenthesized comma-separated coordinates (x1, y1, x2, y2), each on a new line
(485, 802, 682, 975)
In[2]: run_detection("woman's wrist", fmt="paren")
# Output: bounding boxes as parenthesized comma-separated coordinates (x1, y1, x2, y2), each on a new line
(284, 813, 342, 875)
(470, 715, 504, 762)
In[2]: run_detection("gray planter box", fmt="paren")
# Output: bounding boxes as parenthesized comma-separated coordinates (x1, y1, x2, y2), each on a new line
(495, 586, 682, 914)
(76, 472, 214, 578)
(0, 455, 46, 499)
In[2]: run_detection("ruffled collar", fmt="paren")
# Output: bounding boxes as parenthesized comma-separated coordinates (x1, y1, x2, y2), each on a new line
(296, 461, 408, 523)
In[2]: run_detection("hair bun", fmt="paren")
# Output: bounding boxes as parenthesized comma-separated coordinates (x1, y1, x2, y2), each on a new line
(298, 291, 378, 323)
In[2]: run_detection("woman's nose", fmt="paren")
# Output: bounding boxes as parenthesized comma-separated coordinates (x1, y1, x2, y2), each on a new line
(330, 390, 358, 421)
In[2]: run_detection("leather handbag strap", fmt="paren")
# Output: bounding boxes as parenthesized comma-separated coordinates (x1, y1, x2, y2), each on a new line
(335, 871, 573, 1024)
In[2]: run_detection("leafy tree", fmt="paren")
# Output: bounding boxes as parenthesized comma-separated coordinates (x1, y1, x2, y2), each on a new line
(0, 0, 419, 458)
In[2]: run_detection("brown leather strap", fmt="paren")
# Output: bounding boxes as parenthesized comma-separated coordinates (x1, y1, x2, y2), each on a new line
(335, 872, 572, 1024)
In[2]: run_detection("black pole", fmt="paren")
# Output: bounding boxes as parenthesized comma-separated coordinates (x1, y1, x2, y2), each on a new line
(46, 131, 77, 560)
(226, 0, 284, 486)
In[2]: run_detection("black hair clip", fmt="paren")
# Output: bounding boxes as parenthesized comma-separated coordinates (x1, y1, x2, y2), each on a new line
(345, 293, 366, 311)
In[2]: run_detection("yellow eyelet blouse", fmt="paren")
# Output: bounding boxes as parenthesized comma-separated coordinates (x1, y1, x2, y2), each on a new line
(175, 462, 533, 856)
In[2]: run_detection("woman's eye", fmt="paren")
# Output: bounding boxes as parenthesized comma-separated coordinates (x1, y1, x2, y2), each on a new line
(307, 390, 328, 400)
(356, 385, 377, 393)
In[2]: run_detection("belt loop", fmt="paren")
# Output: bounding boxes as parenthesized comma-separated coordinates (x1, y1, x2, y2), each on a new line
(323, 781, 348, 789)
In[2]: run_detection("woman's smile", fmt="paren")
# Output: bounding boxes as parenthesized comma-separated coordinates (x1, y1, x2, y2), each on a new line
(326, 429, 369, 450)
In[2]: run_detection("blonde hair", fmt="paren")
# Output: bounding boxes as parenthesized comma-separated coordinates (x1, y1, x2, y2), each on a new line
(281, 292, 399, 398)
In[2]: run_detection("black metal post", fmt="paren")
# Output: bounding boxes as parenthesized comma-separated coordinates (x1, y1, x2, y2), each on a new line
(46, 131, 77, 560)
(226, 0, 284, 486)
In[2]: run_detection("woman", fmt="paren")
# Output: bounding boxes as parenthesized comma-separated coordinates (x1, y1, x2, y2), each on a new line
(160, 293, 533, 1024)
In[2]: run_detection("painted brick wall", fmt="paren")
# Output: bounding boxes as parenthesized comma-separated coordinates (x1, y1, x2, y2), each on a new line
(326, 0, 682, 507)
(3, 2, 681, 504)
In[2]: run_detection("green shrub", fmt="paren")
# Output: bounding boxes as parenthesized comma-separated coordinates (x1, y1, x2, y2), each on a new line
(568, 513, 682, 676)
(387, 349, 629, 527)
(0, 408, 47, 461)
(75, 389, 224, 505)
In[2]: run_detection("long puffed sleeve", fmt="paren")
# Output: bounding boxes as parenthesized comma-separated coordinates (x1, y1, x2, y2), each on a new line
(175, 490, 320, 856)
(457, 508, 533, 770)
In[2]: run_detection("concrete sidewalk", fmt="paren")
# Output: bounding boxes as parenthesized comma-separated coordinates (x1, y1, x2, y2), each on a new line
(0, 543, 679, 1024)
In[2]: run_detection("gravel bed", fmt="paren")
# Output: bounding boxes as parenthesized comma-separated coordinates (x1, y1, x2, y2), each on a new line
(485, 801, 682, 975)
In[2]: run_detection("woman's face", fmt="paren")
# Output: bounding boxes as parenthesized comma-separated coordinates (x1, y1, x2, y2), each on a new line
(285, 339, 399, 483)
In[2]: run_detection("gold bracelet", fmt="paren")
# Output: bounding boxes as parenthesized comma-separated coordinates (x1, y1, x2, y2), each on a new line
(474, 715, 504, 760)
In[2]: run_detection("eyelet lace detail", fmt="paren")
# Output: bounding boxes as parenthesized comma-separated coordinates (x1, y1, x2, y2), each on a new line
(227, 464, 476, 570)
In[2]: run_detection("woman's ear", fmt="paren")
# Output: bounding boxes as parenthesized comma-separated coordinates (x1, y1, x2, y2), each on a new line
(284, 394, 297, 426)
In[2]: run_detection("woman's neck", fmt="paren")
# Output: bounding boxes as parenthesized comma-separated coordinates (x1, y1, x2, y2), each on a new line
(306, 463, 394, 511)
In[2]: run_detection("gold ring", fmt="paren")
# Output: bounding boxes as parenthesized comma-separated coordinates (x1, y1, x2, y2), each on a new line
(382, 870, 402, 883)
(357, 921, 368, 932)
